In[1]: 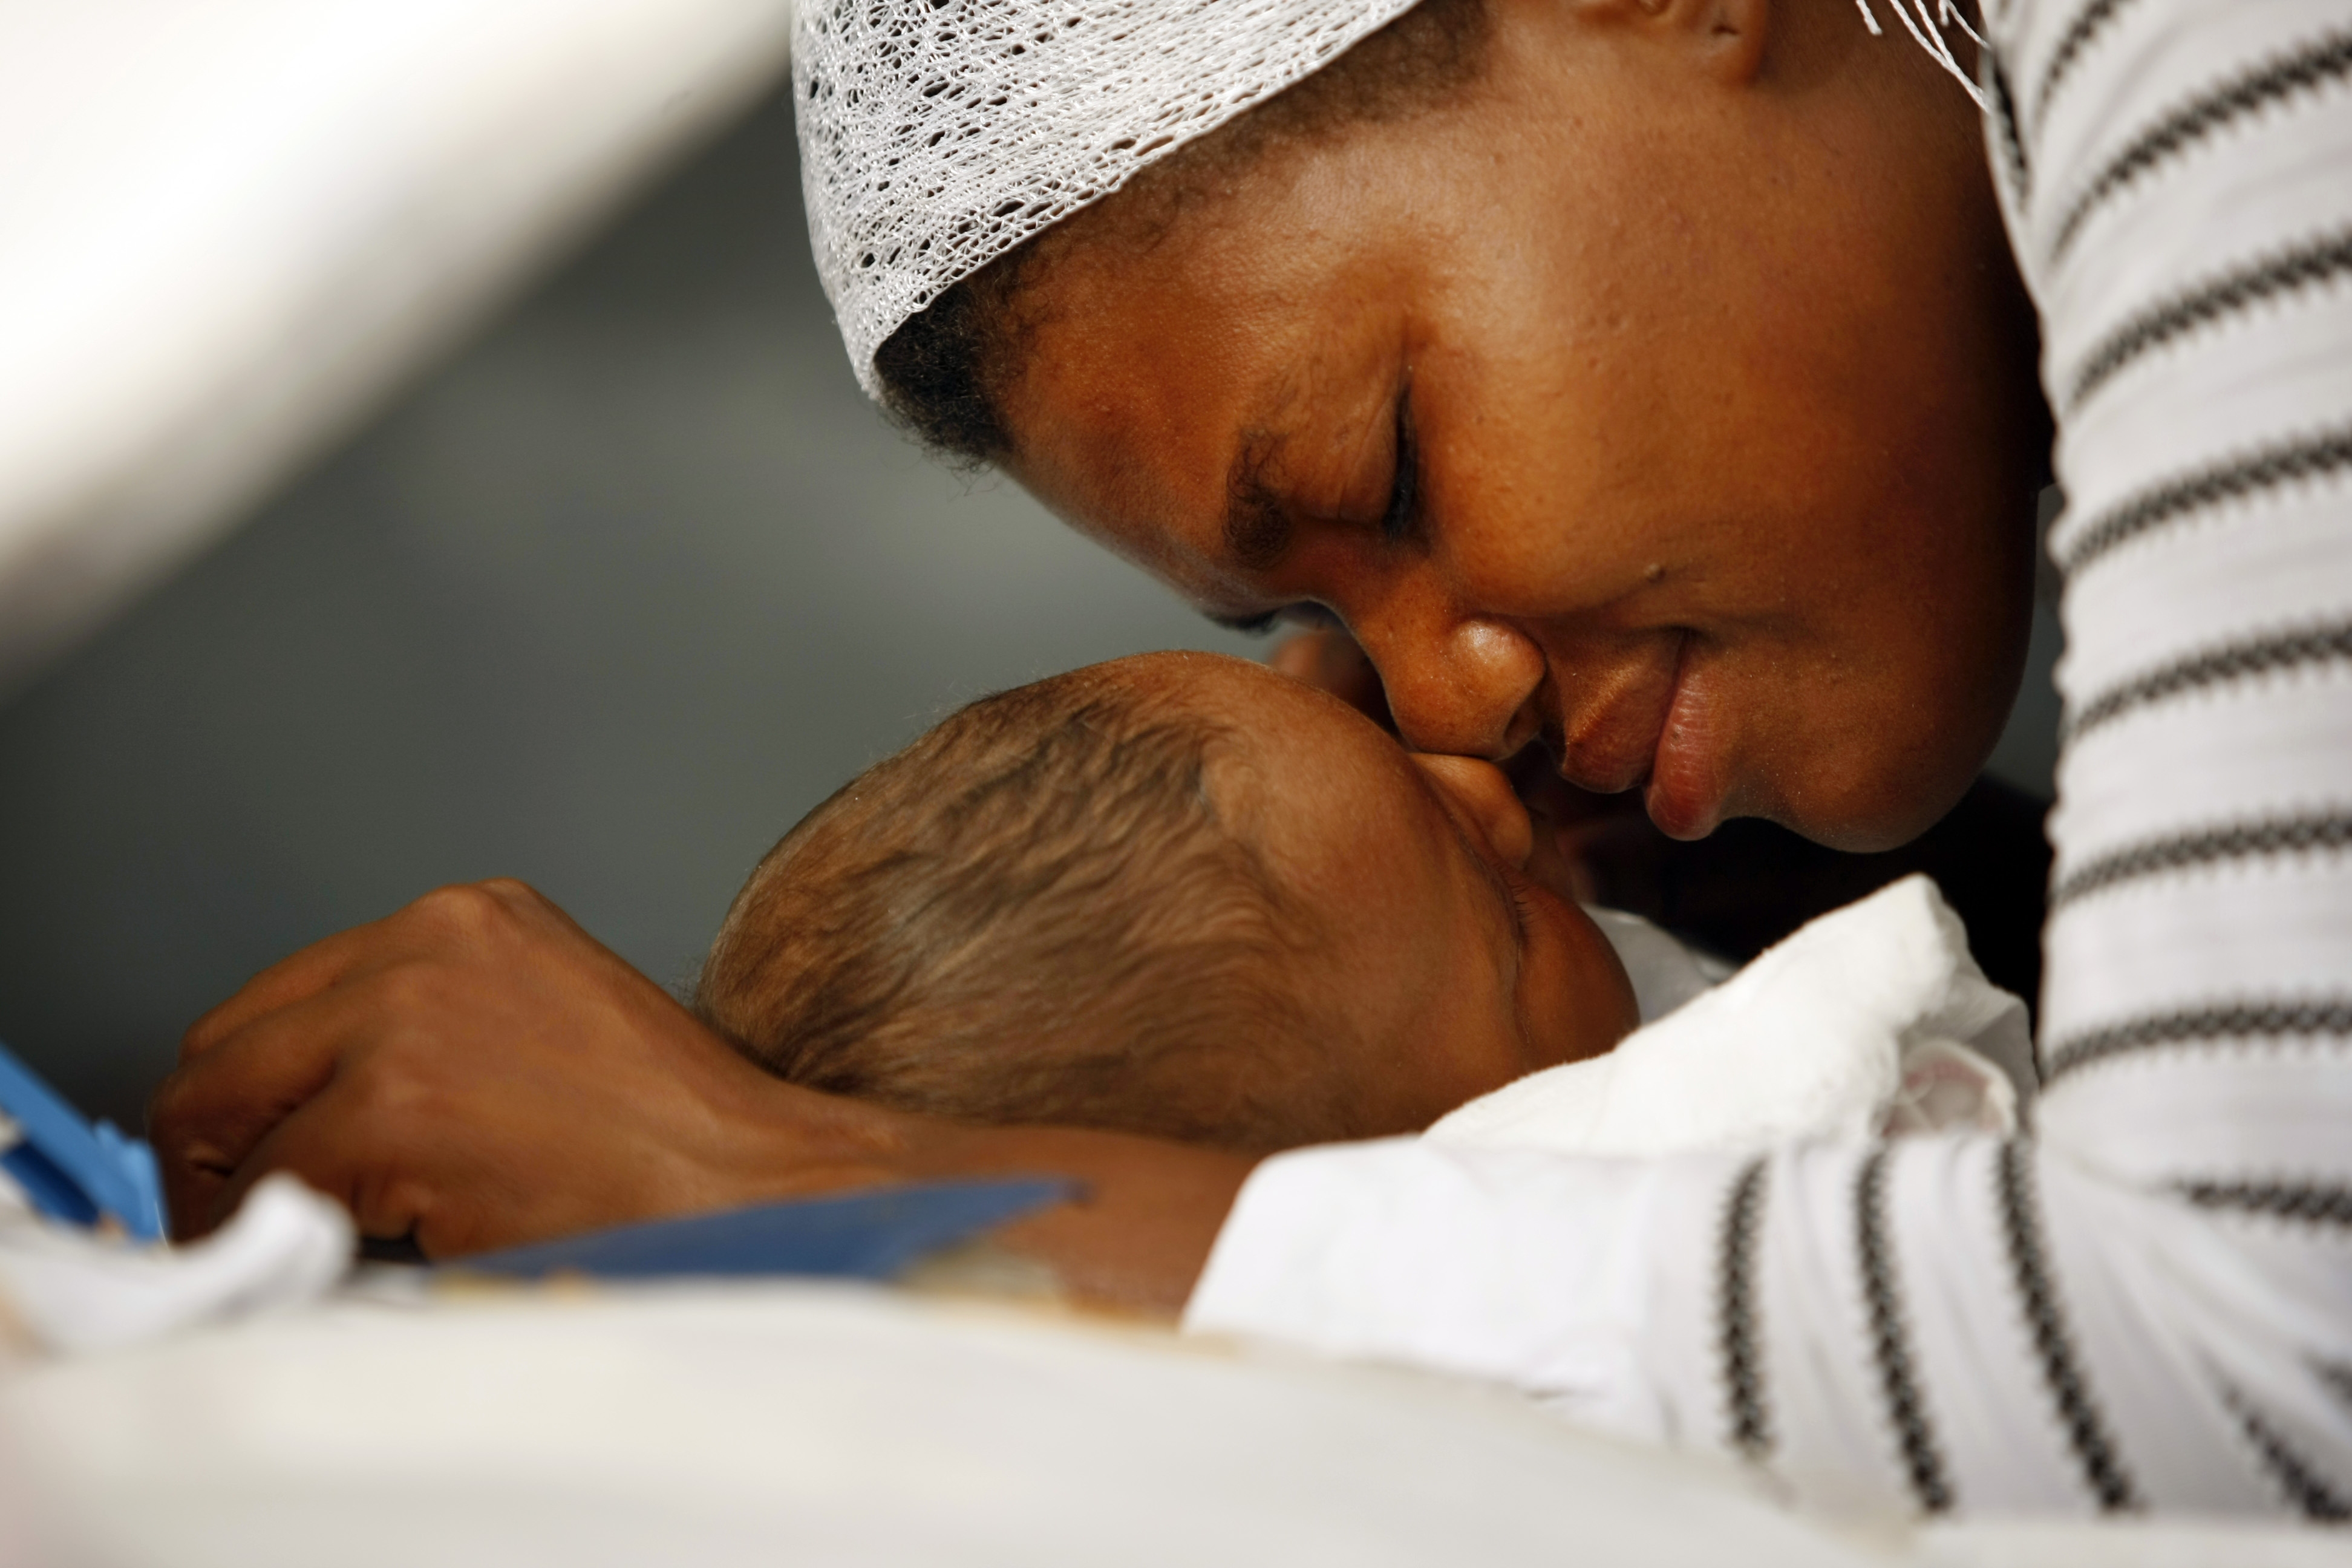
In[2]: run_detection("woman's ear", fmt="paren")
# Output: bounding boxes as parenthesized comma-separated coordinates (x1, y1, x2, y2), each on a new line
(1692, 0, 1772, 83)
(1411, 754, 1538, 872)
(1559, 0, 1772, 85)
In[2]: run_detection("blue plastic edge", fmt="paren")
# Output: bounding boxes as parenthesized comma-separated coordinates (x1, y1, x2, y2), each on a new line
(451, 1177, 1078, 1282)
(0, 1040, 165, 1240)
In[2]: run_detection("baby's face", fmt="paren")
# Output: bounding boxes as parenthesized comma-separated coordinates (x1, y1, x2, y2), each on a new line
(1133, 652, 1639, 1134)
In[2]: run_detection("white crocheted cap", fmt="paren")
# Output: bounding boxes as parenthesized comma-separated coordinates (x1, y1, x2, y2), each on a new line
(792, 0, 1419, 402)
(792, 0, 1985, 404)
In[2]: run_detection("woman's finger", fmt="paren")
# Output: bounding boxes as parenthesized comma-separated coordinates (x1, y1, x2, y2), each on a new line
(148, 975, 410, 1238)
(176, 907, 430, 1061)
(177, 881, 560, 1061)
(201, 1066, 433, 1248)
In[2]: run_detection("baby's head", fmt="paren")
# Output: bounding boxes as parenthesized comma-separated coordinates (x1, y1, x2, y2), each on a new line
(697, 652, 1636, 1152)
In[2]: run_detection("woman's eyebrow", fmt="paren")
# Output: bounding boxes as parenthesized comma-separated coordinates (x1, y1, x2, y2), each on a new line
(1223, 430, 1291, 570)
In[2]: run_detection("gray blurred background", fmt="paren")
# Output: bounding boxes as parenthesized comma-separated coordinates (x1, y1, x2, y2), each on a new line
(0, 86, 1266, 1125)
(0, 84, 2059, 1129)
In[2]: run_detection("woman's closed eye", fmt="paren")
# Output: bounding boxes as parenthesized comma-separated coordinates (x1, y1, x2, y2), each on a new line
(1211, 601, 1346, 636)
(1203, 385, 1419, 635)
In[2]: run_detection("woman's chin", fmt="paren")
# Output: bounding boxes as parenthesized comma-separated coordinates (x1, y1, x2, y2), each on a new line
(1770, 759, 1985, 854)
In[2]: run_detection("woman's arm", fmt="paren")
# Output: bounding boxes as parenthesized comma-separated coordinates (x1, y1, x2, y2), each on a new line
(149, 877, 1251, 1314)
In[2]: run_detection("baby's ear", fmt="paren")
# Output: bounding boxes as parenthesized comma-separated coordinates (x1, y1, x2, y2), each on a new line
(1411, 754, 1537, 871)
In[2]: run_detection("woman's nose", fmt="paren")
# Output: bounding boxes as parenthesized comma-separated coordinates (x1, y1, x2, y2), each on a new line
(1353, 609, 1546, 760)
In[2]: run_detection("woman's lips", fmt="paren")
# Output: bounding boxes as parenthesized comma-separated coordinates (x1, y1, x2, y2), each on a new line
(1544, 632, 1730, 839)
(1643, 638, 1729, 840)
(1545, 632, 1684, 795)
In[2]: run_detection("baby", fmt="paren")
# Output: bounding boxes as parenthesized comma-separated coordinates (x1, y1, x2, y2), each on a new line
(697, 650, 1647, 1154)
(697, 650, 2030, 1157)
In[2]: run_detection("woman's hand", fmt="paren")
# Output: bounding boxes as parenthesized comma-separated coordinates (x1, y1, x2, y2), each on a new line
(150, 880, 895, 1253)
(148, 879, 1252, 1313)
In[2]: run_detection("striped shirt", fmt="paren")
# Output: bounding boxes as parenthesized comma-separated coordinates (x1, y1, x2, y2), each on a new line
(1186, 0, 2352, 1517)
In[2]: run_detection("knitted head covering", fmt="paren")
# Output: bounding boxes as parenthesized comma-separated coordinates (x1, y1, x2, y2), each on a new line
(792, 0, 1418, 399)
(793, 0, 1983, 401)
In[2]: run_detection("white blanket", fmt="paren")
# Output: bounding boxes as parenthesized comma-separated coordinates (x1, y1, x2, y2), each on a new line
(10, 1283, 2335, 1566)
(1430, 876, 2034, 1159)
(0, 1174, 350, 1356)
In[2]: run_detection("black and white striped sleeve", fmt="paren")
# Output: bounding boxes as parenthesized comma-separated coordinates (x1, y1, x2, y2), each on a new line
(1187, 0, 2352, 1518)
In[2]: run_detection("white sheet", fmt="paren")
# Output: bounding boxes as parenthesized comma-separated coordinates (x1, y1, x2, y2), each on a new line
(0, 1175, 348, 1356)
(2, 1284, 2336, 1566)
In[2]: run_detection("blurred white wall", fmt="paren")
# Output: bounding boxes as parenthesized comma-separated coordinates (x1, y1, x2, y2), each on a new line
(0, 88, 1266, 1125)
(0, 0, 797, 699)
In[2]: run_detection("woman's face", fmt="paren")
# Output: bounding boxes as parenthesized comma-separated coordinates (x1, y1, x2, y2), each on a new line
(998, 0, 2047, 851)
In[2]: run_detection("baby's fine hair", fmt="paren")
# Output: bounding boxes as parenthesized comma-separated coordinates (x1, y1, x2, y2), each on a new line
(696, 664, 1350, 1151)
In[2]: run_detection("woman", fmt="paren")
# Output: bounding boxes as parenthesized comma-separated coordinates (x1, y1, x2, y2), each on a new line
(151, 0, 2352, 1518)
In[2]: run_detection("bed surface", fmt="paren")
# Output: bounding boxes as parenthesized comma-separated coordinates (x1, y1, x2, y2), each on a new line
(4, 1282, 2339, 1566)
